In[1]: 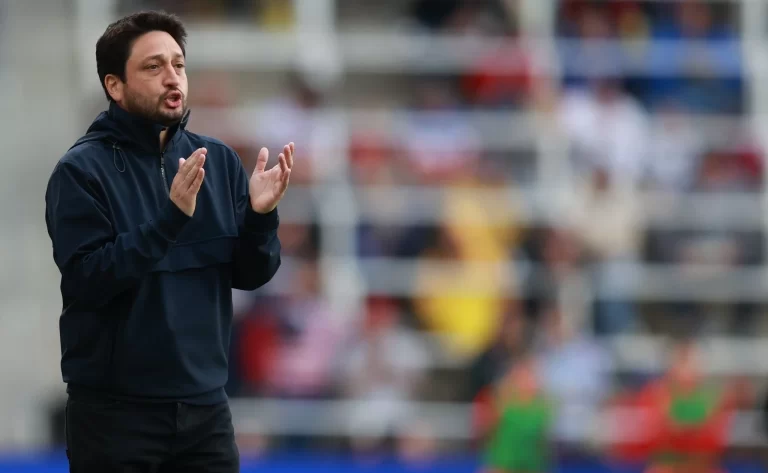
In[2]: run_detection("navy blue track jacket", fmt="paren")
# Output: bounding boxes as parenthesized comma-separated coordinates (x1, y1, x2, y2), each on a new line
(44, 102, 281, 404)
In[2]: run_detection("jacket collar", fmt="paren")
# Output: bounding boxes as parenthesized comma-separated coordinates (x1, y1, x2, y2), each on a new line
(107, 101, 190, 153)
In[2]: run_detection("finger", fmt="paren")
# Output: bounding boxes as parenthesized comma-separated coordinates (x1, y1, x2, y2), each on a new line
(184, 154, 205, 188)
(277, 169, 291, 195)
(189, 168, 205, 194)
(171, 158, 187, 187)
(183, 151, 201, 179)
(185, 147, 206, 171)
(186, 147, 205, 164)
(255, 148, 269, 174)
(284, 144, 293, 169)
(289, 142, 295, 156)
(278, 154, 288, 174)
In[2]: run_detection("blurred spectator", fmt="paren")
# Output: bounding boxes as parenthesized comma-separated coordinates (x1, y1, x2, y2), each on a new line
(265, 258, 342, 399)
(644, 104, 706, 191)
(517, 226, 584, 326)
(559, 78, 650, 188)
(615, 2, 655, 104)
(230, 297, 281, 396)
(339, 297, 431, 453)
(348, 120, 397, 185)
(351, 126, 414, 259)
(440, 181, 521, 262)
(477, 354, 554, 473)
(647, 1, 743, 114)
(643, 145, 763, 336)
(412, 182, 519, 358)
(461, 32, 533, 111)
(410, 0, 511, 35)
(356, 222, 412, 259)
(468, 311, 529, 402)
(630, 340, 739, 473)
(616, 2, 652, 45)
(558, 0, 743, 114)
(228, 223, 321, 397)
(537, 303, 615, 447)
(459, 1, 534, 110)
(397, 80, 482, 185)
(559, 4, 625, 88)
(568, 169, 643, 334)
(694, 144, 762, 193)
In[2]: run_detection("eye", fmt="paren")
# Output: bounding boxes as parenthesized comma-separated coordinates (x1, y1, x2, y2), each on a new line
(146, 64, 159, 70)
(175, 63, 185, 69)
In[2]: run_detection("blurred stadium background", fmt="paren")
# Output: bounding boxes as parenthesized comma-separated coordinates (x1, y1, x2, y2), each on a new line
(2, 0, 768, 471)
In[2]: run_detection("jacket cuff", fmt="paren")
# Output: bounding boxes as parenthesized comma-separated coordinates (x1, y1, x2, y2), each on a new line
(244, 207, 279, 233)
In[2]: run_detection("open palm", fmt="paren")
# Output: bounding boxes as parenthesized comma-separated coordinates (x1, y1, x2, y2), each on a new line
(250, 143, 294, 214)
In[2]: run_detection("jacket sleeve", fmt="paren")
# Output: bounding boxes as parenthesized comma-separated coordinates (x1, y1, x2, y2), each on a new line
(231, 157, 282, 291)
(45, 161, 191, 307)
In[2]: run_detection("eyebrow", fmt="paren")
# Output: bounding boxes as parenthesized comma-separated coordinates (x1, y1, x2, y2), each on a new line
(143, 53, 184, 63)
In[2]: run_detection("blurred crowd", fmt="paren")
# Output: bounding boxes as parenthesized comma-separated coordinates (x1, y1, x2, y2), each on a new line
(104, 0, 767, 469)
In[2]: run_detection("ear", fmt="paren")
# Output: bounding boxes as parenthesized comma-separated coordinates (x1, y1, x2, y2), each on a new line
(104, 74, 125, 102)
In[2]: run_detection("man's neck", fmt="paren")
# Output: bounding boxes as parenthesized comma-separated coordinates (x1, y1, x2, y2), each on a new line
(159, 127, 169, 151)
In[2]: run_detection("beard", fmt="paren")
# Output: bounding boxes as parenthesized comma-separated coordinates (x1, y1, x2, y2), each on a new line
(123, 87, 186, 126)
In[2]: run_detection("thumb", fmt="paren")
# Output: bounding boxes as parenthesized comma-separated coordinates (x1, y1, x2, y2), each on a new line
(254, 148, 269, 174)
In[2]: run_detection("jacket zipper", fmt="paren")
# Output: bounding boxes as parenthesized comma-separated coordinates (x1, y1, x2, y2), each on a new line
(159, 151, 170, 196)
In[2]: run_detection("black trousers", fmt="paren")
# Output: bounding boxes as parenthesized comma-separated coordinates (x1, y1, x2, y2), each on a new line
(64, 393, 239, 473)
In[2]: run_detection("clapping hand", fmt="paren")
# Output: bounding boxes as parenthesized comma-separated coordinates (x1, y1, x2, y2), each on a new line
(249, 143, 293, 214)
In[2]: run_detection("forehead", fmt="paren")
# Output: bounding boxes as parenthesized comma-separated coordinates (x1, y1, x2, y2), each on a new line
(129, 31, 183, 62)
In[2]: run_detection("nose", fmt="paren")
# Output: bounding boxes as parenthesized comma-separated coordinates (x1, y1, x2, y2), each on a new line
(162, 64, 180, 88)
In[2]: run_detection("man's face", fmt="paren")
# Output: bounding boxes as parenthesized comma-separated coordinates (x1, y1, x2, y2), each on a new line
(109, 31, 188, 126)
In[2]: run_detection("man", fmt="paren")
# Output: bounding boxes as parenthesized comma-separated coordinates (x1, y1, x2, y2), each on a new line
(479, 354, 554, 473)
(44, 11, 293, 472)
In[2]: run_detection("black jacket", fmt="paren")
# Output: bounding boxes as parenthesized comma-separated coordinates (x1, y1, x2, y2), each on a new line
(45, 102, 281, 404)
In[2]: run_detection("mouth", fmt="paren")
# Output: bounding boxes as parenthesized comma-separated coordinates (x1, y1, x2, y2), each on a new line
(163, 91, 183, 109)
